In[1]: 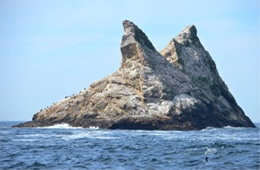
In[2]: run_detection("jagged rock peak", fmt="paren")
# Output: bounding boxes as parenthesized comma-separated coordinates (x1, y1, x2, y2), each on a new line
(175, 25, 199, 44)
(182, 25, 197, 37)
(121, 20, 156, 52)
(122, 20, 138, 34)
(120, 20, 159, 68)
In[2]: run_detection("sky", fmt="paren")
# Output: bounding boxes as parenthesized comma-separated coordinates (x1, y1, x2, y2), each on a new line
(0, 0, 259, 122)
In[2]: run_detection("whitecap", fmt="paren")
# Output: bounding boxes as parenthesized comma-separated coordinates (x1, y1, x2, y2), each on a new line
(17, 134, 48, 138)
(204, 147, 217, 155)
(201, 127, 218, 131)
(223, 126, 249, 130)
(13, 138, 37, 142)
(39, 123, 83, 129)
(61, 132, 90, 140)
(61, 132, 117, 140)
(87, 126, 99, 129)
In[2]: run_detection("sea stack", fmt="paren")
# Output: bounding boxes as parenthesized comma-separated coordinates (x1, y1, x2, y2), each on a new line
(15, 20, 255, 130)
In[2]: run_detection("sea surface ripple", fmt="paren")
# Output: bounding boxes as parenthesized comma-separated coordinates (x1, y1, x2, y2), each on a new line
(0, 121, 259, 170)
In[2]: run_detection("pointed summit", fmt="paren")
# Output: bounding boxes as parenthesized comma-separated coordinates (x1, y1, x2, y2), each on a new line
(122, 20, 138, 34)
(161, 24, 222, 86)
(182, 25, 197, 38)
(174, 25, 199, 45)
(120, 20, 156, 66)
(122, 20, 155, 51)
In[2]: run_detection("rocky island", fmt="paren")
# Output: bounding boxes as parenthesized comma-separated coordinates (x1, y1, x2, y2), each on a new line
(15, 20, 255, 130)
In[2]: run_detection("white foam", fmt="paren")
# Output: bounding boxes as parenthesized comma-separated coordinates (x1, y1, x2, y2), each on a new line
(61, 132, 117, 140)
(88, 126, 99, 129)
(39, 123, 83, 129)
(204, 147, 217, 155)
(223, 126, 248, 130)
(17, 134, 48, 138)
(201, 126, 251, 132)
(13, 139, 37, 142)
(201, 127, 218, 131)
(61, 132, 90, 140)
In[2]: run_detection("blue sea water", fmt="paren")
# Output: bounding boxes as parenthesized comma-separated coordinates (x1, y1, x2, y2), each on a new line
(0, 121, 259, 170)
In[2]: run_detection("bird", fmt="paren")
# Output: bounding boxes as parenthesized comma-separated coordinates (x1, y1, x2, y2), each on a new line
(205, 157, 209, 162)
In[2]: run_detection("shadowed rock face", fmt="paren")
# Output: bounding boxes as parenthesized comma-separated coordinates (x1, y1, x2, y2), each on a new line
(14, 20, 255, 130)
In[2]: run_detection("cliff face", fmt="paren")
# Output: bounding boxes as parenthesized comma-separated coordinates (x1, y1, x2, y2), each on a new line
(15, 20, 255, 130)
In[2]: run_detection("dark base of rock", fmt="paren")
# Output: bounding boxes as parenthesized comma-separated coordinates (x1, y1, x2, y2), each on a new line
(13, 115, 255, 130)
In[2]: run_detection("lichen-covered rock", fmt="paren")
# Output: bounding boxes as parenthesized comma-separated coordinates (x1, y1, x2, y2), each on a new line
(14, 20, 255, 130)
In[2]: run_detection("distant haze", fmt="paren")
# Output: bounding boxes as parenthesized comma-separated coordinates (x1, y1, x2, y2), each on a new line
(0, 0, 259, 122)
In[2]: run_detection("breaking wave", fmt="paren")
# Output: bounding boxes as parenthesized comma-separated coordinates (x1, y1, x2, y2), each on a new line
(38, 123, 83, 129)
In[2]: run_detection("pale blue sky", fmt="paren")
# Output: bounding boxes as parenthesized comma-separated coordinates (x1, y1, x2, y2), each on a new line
(0, 0, 259, 122)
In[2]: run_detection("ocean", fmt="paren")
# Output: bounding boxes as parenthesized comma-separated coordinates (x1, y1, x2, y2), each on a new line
(0, 121, 259, 170)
